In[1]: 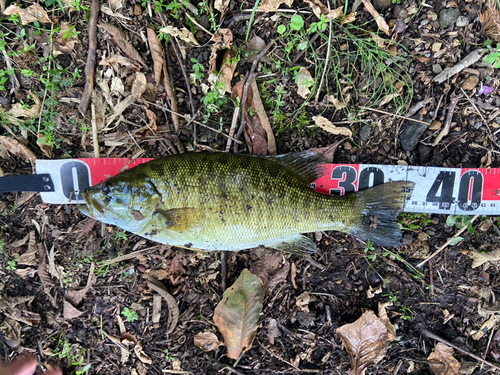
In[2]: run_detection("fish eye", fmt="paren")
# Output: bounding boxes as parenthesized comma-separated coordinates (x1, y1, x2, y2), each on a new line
(101, 185, 111, 194)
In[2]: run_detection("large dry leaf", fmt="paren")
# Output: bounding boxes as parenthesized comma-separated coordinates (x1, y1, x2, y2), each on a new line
(160, 26, 200, 46)
(0, 317, 22, 348)
(0, 136, 36, 166)
(220, 48, 238, 93)
(63, 300, 85, 320)
(147, 278, 179, 334)
(37, 243, 54, 287)
(3, 3, 53, 25)
(208, 29, 234, 73)
(336, 310, 390, 375)
(194, 331, 222, 351)
(428, 343, 461, 375)
(100, 54, 136, 67)
(361, 0, 390, 36)
(378, 302, 396, 341)
(99, 23, 145, 66)
(296, 67, 313, 99)
(313, 116, 352, 137)
(304, 0, 344, 20)
(5, 93, 41, 119)
(258, 0, 293, 12)
(214, 269, 264, 359)
(146, 28, 165, 85)
(251, 80, 276, 155)
(470, 249, 500, 268)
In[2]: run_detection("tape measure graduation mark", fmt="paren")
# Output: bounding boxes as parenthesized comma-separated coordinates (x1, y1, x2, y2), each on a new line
(30, 158, 500, 215)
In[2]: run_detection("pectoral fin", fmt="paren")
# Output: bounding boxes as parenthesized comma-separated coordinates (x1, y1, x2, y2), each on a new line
(267, 234, 317, 255)
(154, 208, 203, 232)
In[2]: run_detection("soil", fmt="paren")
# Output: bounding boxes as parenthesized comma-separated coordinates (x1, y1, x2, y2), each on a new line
(1, 0, 500, 374)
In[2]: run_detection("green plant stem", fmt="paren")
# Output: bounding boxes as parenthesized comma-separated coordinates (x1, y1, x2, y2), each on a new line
(315, 0, 332, 103)
(245, 0, 261, 43)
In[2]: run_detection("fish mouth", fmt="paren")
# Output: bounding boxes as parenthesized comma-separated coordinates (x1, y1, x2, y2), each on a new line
(80, 190, 104, 218)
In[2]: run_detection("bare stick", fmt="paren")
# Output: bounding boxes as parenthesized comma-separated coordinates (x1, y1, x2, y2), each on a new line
(226, 105, 240, 152)
(314, 0, 332, 103)
(234, 40, 274, 153)
(221, 251, 228, 293)
(171, 38, 195, 117)
(421, 329, 500, 371)
(405, 97, 432, 118)
(79, 0, 99, 114)
(364, 108, 431, 126)
(417, 215, 479, 268)
(432, 95, 460, 146)
(91, 103, 100, 158)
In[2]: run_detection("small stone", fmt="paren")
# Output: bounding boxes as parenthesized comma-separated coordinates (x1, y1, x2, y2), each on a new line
(462, 75, 479, 90)
(343, 142, 352, 150)
(432, 42, 442, 52)
(393, 5, 408, 18)
(418, 144, 431, 163)
(359, 125, 372, 141)
(400, 117, 429, 152)
(429, 120, 442, 130)
(373, 0, 392, 10)
(432, 64, 443, 74)
(134, 4, 142, 15)
(439, 8, 461, 28)
(456, 16, 468, 27)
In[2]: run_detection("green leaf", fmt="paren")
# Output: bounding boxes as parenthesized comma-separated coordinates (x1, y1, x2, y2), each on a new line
(277, 25, 286, 34)
(298, 41, 308, 50)
(494, 60, 500, 69)
(448, 237, 464, 246)
(213, 269, 264, 360)
(484, 53, 500, 64)
(290, 14, 304, 31)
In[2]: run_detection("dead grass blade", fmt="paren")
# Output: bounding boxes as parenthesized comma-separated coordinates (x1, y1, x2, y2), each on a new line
(361, 0, 390, 36)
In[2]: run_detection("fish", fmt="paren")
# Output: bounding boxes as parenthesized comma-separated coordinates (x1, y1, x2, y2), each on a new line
(79, 152, 415, 255)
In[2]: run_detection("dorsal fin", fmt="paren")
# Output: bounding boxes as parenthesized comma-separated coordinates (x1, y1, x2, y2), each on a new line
(265, 150, 327, 183)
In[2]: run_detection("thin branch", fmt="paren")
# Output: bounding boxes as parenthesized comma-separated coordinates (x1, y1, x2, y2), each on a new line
(79, 0, 99, 114)
(314, 0, 332, 103)
(364, 108, 431, 126)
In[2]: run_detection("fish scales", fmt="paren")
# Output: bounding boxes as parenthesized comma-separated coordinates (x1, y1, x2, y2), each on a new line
(81, 152, 415, 254)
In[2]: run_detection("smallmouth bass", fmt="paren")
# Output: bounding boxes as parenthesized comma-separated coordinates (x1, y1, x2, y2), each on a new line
(80, 152, 415, 254)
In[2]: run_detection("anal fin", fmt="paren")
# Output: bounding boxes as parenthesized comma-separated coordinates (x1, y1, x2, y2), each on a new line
(266, 234, 317, 255)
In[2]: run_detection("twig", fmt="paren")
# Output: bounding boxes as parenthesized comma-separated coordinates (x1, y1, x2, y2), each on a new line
(220, 251, 228, 293)
(431, 94, 444, 122)
(428, 260, 434, 295)
(233, 40, 274, 153)
(171, 38, 195, 117)
(432, 95, 460, 146)
(215, 363, 244, 375)
(258, 341, 300, 370)
(135, 102, 243, 144)
(314, 0, 332, 103)
(405, 97, 432, 117)
(417, 215, 479, 268)
(226, 105, 240, 152)
(293, 33, 319, 64)
(363, 108, 431, 126)
(91, 103, 100, 158)
(185, 12, 213, 36)
(421, 329, 500, 371)
(100, 246, 158, 266)
(79, 0, 99, 114)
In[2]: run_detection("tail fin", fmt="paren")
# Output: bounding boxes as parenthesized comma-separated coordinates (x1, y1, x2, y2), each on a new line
(350, 181, 415, 247)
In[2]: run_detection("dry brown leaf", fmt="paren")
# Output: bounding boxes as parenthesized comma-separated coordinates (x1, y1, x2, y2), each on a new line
(340, 12, 356, 25)
(250, 80, 276, 155)
(0, 317, 22, 348)
(152, 295, 162, 325)
(3, 3, 53, 25)
(470, 249, 500, 268)
(336, 310, 390, 375)
(328, 95, 347, 110)
(135, 108, 157, 139)
(63, 300, 85, 320)
(17, 231, 37, 266)
(160, 26, 200, 46)
(214, 269, 264, 359)
(134, 342, 152, 365)
(258, 0, 293, 12)
(305, 0, 344, 20)
(208, 29, 234, 73)
(6, 94, 41, 119)
(214, 0, 230, 12)
(53, 22, 80, 56)
(194, 331, 222, 351)
(147, 28, 165, 85)
(99, 23, 145, 66)
(15, 267, 36, 279)
(220, 48, 238, 93)
(0, 136, 36, 166)
(0, 0, 6, 13)
(99, 54, 136, 67)
(37, 133, 55, 158)
(147, 278, 179, 334)
(428, 343, 461, 375)
(247, 35, 267, 63)
(249, 247, 289, 293)
(479, 0, 500, 42)
(313, 116, 352, 137)
(296, 67, 313, 99)
(131, 72, 147, 99)
(361, 0, 390, 36)
(37, 243, 53, 287)
(378, 302, 396, 340)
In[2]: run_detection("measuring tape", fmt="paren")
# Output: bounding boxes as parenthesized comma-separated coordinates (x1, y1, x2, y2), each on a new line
(0, 158, 493, 216)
